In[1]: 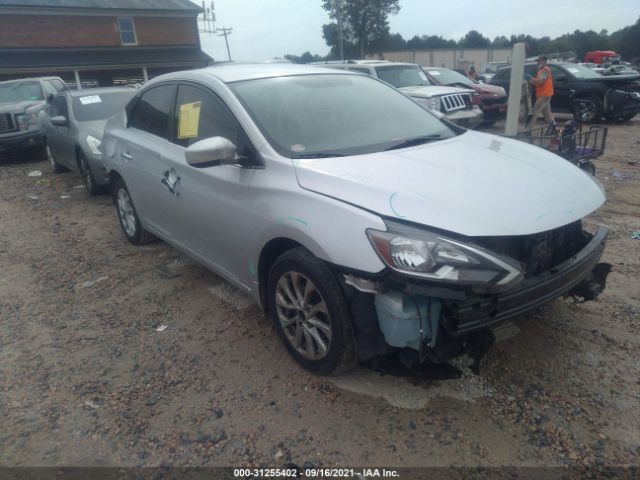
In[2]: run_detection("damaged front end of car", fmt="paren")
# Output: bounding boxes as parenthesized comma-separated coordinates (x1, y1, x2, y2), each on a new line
(339, 218, 610, 372)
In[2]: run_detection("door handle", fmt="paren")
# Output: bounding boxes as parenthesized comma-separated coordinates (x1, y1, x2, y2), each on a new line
(121, 151, 132, 160)
(161, 169, 180, 195)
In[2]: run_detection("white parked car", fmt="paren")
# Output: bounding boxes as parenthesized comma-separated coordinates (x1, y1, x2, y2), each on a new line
(102, 63, 609, 374)
(313, 60, 483, 128)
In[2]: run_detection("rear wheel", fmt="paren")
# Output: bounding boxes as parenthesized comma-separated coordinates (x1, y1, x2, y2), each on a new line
(267, 247, 356, 374)
(78, 150, 101, 195)
(112, 177, 155, 245)
(572, 96, 603, 123)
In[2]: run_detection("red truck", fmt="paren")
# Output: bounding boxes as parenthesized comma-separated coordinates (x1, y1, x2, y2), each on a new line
(584, 51, 621, 65)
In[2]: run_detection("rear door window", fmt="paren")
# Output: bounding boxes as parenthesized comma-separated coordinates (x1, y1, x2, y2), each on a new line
(128, 85, 176, 140)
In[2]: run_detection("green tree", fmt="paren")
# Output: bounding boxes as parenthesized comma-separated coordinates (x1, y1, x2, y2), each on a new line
(459, 30, 491, 48)
(321, 0, 401, 58)
(284, 51, 327, 64)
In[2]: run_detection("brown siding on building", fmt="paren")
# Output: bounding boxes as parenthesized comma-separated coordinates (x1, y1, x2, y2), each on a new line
(0, 14, 119, 48)
(135, 17, 197, 46)
(0, 14, 197, 48)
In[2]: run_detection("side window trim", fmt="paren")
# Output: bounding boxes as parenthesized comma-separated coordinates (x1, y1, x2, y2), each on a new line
(171, 81, 264, 168)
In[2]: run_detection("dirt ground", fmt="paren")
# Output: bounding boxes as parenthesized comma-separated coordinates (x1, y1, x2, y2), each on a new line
(1, 118, 639, 472)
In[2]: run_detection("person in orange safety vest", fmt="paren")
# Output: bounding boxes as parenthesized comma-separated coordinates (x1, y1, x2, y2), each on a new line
(525, 55, 556, 130)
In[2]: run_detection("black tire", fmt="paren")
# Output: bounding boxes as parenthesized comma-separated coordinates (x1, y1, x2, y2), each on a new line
(46, 144, 66, 173)
(267, 247, 356, 374)
(77, 150, 102, 196)
(572, 96, 603, 123)
(580, 161, 596, 176)
(112, 177, 155, 245)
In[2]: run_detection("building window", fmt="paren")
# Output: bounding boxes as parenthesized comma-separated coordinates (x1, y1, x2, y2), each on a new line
(118, 18, 137, 45)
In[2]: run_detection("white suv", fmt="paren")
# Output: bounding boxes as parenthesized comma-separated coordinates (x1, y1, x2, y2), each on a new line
(313, 60, 483, 128)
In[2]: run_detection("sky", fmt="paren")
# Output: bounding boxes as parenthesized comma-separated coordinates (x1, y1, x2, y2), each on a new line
(198, 0, 638, 62)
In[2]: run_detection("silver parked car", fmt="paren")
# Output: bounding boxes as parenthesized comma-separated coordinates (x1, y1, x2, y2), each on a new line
(102, 64, 609, 374)
(312, 60, 483, 128)
(44, 87, 135, 194)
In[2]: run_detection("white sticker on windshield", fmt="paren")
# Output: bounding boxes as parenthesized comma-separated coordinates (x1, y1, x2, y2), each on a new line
(430, 70, 441, 75)
(419, 71, 429, 80)
(79, 95, 102, 105)
(567, 68, 580, 74)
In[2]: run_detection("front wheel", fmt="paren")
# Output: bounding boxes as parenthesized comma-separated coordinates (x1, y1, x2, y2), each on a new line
(267, 247, 356, 374)
(572, 96, 603, 123)
(78, 150, 101, 195)
(47, 144, 66, 173)
(112, 177, 155, 245)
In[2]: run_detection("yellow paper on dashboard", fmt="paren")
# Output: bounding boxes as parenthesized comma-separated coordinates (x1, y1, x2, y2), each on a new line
(178, 101, 202, 139)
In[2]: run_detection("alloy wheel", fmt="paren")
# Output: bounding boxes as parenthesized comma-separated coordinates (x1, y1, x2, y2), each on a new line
(47, 145, 55, 168)
(573, 100, 597, 122)
(275, 272, 332, 361)
(80, 155, 93, 191)
(116, 188, 137, 237)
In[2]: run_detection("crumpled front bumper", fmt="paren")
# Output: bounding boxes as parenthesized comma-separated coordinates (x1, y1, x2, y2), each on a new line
(444, 227, 609, 335)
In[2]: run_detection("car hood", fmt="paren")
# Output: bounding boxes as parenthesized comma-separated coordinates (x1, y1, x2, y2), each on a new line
(292, 131, 605, 237)
(79, 120, 108, 140)
(582, 73, 640, 85)
(399, 85, 475, 98)
(0, 100, 44, 114)
(471, 83, 507, 96)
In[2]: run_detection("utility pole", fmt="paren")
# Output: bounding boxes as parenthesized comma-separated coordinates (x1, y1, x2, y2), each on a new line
(217, 27, 233, 61)
(331, 0, 344, 60)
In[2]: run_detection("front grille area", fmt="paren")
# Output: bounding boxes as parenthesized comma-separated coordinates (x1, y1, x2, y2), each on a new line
(0, 113, 15, 134)
(440, 93, 472, 113)
(472, 221, 589, 277)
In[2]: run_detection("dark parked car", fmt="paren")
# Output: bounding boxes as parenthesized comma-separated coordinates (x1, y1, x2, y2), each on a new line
(44, 87, 136, 194)
(0, 77, 67, 157)
(490, 62, 640, 122)
(423, 67, 508, 125)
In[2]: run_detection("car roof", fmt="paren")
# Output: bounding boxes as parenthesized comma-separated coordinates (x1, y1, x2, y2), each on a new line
(67, 87, 136, 97)
(0, 76, 63, 85)
(151, 62, 358, 84)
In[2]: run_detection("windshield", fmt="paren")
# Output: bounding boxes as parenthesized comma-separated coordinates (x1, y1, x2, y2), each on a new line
(426, 68, 476, 86)
(230, 74, 456, 158)
(563, 64, 608, 79)
(0, 81, 44, 104)
(374, 65, 433, 88)
(72, 91, 134, 122)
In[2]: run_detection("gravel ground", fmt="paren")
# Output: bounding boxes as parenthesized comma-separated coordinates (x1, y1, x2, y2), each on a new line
(0, 118, 639, 471)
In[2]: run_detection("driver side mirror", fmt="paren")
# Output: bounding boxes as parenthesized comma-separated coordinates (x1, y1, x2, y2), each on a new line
(50, 115, 68, 127)
(555, 74, 567, 83)
(185, 137, 237, 168)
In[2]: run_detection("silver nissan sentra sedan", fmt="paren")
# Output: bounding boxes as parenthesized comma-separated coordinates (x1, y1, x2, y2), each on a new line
(101, 63, 609, 374)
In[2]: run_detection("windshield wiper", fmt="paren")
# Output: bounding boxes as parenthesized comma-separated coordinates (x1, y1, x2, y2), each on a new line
(291, 153, 346, 159)
(384, 135, 444, 151)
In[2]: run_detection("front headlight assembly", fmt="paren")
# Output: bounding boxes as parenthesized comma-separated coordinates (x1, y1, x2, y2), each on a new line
(16, 112, 38, 130)
(86, 135, 102, 155)
(367, 221, 523, 289)
(414, 96, 441, 112)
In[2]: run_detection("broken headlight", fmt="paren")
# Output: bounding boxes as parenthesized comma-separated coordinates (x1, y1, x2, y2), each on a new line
(16, 112, 38, 131)
(367, 221, 523, 288)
